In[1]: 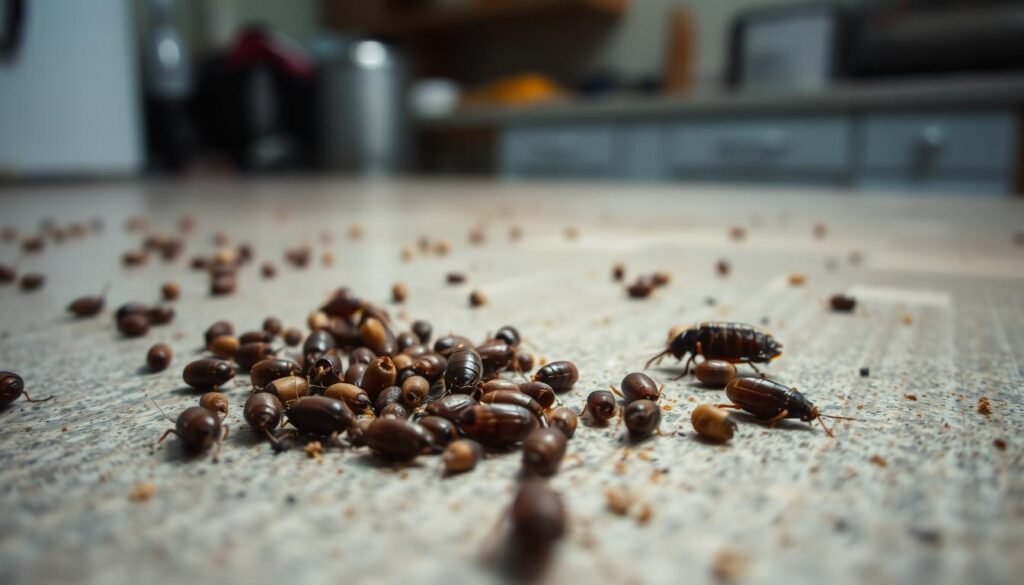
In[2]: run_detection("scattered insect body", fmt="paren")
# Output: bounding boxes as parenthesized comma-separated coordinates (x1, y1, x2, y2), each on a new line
(199, 392, 229, 416)
(412, 353, 447, 383)
(344, 362, 368, 387)
(324, 382, 373, 413)
(511, 481, 567, 553)
(516, 352, 535, 374)
(446, 272, 467, 285)
(469, 290, 487, 307)
(374, 385, 403, 415)
(434, 335, 473, 358)
(238, 330, 272, 345)
(285, 396, 355, 438)
(478, 340, 515, 377)
(283, 328, 302, 346)
(67, 292, 106, 317)
(829, 294, 857, 312)
(548, 407, 578, 439)
(695, 360, 737, 387)
(147, 305, 175, 325)
(146, 344, 173, 372)
(302, 330, 336, 363)
(361, 356, 397, 401)
(445, 349, 484, 395)
(392, 283, 408, 303)
(250, 358, 302, 389)
(208, 335, 241, 360)
(532, 361, 578, 392)
(235, 342, 276, 370)
(396, 331, 418, 352)
(624, 400, 661, 440)
(425, 394, 478, 422)
(522, 428, 568, 477)
(419, 416, 460, 447)
(616, 372, 661, 403)
(364, 417, 438, 462)
(182, 359, 236, 390)
(482, 379, 520, 394)
(690, 404, 737, 442)
(647, 321, 783, 377)
(442, 439, 484, 475)
(162, 282, 181, 301)
(244, 393, 284, 446)
(480, 390, 548, 427)
(494, 325, 521, 347)
(612, 263, 625, 282)
(459, 403, 537, 446)
(380, 402, 410, 419)
(309, 353, 343, 387)
(156, 406, 228, 461)
(583, 390, 617, 423)
(262, 317, 283, 336)
(411, 320, 433, 344)
(722, 377, 852, 436)
(400, 375, 430, 409)
(204, 321, 234, 346)
(0, 371, 52, 407)
(359, 317, 395, 356)
(266, 376, 310, 403)
(118, 314, 150, 337)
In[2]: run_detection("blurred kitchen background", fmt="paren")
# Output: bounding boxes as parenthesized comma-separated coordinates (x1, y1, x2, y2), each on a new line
(0, 0, 1022, 195)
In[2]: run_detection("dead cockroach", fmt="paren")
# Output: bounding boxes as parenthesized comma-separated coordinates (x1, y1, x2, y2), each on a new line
(459, 403, 537, 446)
(720, 377, 856, 436)
(244, 392, 284, 446)
(0, 371, 52, 408)
(694, 360, 737, 387)
(690, 404, 736, 442)
(442, 439, 484, 475)
(646, 321, 783, 377)
(613, 372, 661, 403)
(521, 427, 567, 477)
(624, 399, 661, 440)
(155, 404, 228, 462)
(582, 390, 616, 423)
(532, 360, 578, 392)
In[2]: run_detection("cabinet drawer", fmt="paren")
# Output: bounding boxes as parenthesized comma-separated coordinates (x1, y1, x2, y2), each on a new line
(500, 125, 615, 178)
(861, 112, 1014, 173)
(666, 117, 850, 173)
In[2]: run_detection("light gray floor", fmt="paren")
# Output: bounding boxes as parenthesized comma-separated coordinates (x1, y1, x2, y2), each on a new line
(0, 178, 1022, 585)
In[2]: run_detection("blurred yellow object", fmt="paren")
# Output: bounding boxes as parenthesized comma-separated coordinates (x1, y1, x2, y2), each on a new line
(462, 74, 567, 107)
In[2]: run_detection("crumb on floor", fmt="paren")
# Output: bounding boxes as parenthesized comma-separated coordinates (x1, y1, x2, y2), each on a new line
(869, 455, 888, 468)
(605, 487, 631, 516)
(128, 481, 157, 503)
(977, 397, 992, 416)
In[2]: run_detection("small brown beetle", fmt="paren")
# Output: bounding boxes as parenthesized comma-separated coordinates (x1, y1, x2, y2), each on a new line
(67, 290, 106, 317)
(324, 382, 373, 413)
(285, 396, 355, 438)
(624, 399, 661, 440)
(0, 371, 52, 408)
(364, 417, 438, 462)
(250, 358, 302, 389)
(156, 405, 228, 461)
(199, 392, 229, 417)
(118, 313, 150, 337)
(419, 416, 460, 447)
(361, 356, 397, 401)
(690, 404, 737, 442)
(480, 390, 548, 427)
(614, 372, 661, 403)
(445, 349, 484, 395)
(511, 480, 567, 554)
(266, 376, 310, 403)
(548, 407, 578, 439)
(459, 403, 537, 446)
(204, 321, 234, 346)
(533, 361, 578, 392)
(424, 393, 478, 422)
(182, 359, 236, 390)
(522, 428, 568, 477)
(400, 375, 430, 409)
(442, 439, 483, 475)
(235, 342, 276, 370)
(582, 390, 617, 423)
(146, 344, 173, 372)
(695, 360, 737, 387)
(411, 320, 432, 344)
(244, 392, 284, 446)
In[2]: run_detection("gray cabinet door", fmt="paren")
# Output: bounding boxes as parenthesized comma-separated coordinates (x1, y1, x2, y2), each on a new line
(665, 117, 850, 183)
(500, 125, 617, 179)
(855, 111, 1015, 195)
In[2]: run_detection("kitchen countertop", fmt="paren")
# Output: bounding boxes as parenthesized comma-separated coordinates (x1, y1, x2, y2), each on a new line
(0, 177, 1022, 585)
(418, 74, 1024, 128)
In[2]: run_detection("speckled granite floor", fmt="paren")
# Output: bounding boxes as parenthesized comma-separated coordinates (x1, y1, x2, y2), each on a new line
(0, 178, 1022, 585)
